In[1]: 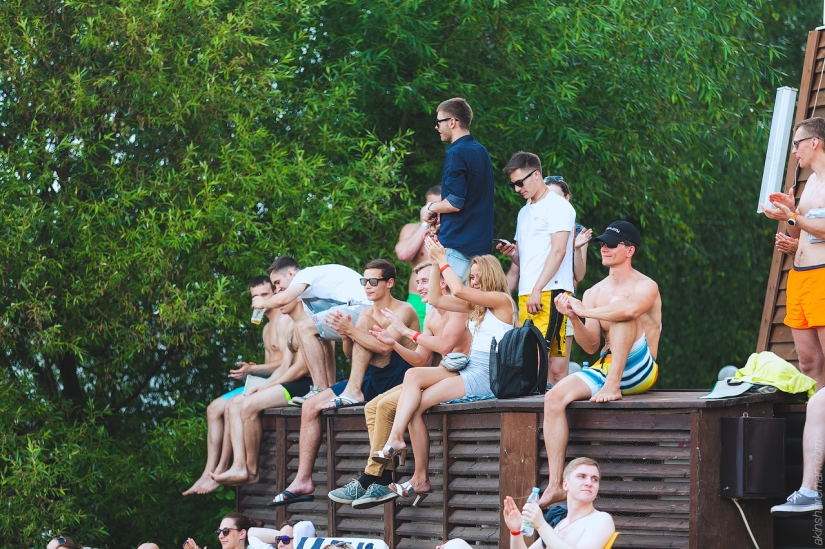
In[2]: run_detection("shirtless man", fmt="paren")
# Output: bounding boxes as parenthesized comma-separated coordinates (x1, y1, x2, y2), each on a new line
(504, 458, 615, 549)
(210, 296, 311, 486)
(762, 117, 825, 390)
(268, 259, 420, 507)
(539, 221, 661, 506)
(326, 260, 471, 508)
(396, 186, 442, 328)
(183, 276, 291, 495)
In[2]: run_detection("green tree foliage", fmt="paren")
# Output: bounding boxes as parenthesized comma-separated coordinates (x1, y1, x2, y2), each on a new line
(0, 0, 816, 546)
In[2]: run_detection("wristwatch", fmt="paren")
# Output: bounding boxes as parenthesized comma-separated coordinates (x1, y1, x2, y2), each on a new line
(426, 202, 434, 213)
(788, 212, 799, 226)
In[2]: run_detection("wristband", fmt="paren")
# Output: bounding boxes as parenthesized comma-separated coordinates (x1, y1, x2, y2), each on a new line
(510, 531, 522, 536)
(426, 202, 434, 213)
(421, 221, 429, 229)
(440, 264, 451, 274)
(412, 332, 422, 342)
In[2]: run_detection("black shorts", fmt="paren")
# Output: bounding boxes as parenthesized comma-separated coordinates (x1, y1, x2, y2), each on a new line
(282, 376, 313, 401)
(331, 351, 412, 401)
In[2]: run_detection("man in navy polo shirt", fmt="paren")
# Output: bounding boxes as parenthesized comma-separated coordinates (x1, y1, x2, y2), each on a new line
(421, 97, 494, 282)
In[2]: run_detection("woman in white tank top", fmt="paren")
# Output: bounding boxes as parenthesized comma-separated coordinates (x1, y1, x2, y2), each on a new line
(371, 237, 516, 472)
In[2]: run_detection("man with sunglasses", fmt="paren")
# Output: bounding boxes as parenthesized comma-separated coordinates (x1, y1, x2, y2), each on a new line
(538, 220, 662, 507)
(268, 258, 420, 507)
(762, 117, 825, 516)
(501, 152, 576, 385)
(421, 97, 494, 282)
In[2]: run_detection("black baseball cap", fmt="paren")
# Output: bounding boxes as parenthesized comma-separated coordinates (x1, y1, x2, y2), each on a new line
(594, 221, 641, 247)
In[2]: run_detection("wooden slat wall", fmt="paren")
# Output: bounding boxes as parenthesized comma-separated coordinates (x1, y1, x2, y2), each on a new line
(538, 411, 691, 549)
(757, 29, 825, 366)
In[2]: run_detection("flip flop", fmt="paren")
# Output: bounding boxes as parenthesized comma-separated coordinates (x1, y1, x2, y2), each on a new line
(267, 490, 315, 508)
(322, 395, 363, 410)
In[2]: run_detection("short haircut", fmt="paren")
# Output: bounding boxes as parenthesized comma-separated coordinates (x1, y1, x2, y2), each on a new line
(413, 260, 432, 273)
(546, 178, 571, 199)
(426, 185, 442, 198)
(625, 241, 640, 259)
(502, 151, 542, 176)
(267, 255, 301, 275)
(563, 457, 601, 480)
(437, 98, 473, 129)
(249, 275, 272, 288)
(794, 117, 825, 140)
(365, 258, 396, 280)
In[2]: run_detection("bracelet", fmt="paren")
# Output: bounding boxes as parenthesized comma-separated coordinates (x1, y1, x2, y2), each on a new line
(426, 201, 433, 212)
(440, 264, 451, 274)
(412, 332, 422, 342)
(421, 221, 429, 228)
(510, 531, 522, 536)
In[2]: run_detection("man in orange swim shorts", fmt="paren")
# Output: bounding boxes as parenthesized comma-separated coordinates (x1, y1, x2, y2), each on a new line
(762, 117, 825, 390)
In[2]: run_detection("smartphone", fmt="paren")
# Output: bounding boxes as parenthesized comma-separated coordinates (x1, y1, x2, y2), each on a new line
(492, 238, 511, 247)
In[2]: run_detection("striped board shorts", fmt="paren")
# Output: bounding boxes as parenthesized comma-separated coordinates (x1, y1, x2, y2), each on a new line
(571, 335, 659, 397)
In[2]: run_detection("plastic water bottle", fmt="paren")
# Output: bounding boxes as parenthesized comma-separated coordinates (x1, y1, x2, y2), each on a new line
(582, 361, 590, 370)
(521, 487, 541, 535)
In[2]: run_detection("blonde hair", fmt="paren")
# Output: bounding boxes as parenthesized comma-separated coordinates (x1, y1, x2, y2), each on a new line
(413, 260, 432, 273)
(563, 457, 601, 480)
(467, 255, 510, 326)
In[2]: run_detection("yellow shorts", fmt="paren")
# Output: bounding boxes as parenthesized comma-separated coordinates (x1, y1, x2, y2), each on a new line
(518, 290, 570, 357)
(785, 265, 825, 329)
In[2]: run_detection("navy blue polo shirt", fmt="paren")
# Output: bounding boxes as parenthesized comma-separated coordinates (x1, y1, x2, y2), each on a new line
(438, 134, 495, 258)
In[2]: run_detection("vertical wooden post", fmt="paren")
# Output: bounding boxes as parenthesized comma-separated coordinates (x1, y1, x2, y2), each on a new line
(275, 415, 287, 526)
(326, 415, 337, 537)
(442, 414, 450, 542)
(499, 412, 540, 548)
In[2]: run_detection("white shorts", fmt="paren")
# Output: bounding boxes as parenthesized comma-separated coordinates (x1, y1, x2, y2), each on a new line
(306, 301, 370, 341)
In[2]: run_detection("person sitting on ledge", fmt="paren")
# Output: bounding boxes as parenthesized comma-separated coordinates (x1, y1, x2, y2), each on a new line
(268, 259, 419, 507)
(771, 386, 825, 515)
(327, 260, 471, 508)
(211, 295, 310, 487)
(504, 457, 615, 549)
(366, 237, 515, 476)
(541, 221, 661, 507)
(184, 276, 291, 496)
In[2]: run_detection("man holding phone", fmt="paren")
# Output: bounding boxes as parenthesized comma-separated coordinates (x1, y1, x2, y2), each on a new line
(499, 151, 575, 385)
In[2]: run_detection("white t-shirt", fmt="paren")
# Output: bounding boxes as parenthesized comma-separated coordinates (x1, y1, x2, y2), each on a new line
(291, 264, 368, 313)
(514, 193, 576, 295)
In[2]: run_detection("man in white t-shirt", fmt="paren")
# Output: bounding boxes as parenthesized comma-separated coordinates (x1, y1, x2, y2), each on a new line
(253, 256, 370, 402)
(498, 151, 575, 384)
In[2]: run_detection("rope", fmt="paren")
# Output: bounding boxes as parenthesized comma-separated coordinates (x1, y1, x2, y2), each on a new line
(732, 498, 760, 549)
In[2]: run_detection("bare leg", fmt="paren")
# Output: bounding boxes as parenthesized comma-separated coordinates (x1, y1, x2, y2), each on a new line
(591, 319, 640, 403)
(384, 368, 456, 450)
(795, 327, 825, 390)
(540, 375, 593, 507)
(549, 355, 570, 385)
(398, 377, 464, 493)
(242, 385, 288, 481)
(802, 388, 825, 491)
(279, 388, 335, 497)
(334, 314, 391, 404)
(324, 340, 336, 387)
(183, 396, 229, 495)
(295, 314, 331, 390)
(212, 395, 252, 485)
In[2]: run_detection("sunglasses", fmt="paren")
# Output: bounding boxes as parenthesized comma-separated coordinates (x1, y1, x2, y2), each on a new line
(276, 535, 293, 545)
(215, 527, 239, 537)
(792, 136, 818, 150)
(510, 169, 537, 189)
(602, 240, 633, 249)
(359, 277, 388, 287)
(435, 117, 455, 126)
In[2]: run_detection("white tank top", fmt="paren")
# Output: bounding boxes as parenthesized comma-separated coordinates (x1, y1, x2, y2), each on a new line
(469, 299, 517, 353)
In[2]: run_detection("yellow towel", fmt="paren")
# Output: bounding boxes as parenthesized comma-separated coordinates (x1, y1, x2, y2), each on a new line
(734, 351, 816, 399)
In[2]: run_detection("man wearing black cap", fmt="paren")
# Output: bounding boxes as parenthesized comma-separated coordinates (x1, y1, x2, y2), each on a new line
(538, 220, 662, 507)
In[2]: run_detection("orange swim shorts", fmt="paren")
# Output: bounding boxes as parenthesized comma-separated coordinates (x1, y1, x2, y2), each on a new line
(785, 265, 825, 329)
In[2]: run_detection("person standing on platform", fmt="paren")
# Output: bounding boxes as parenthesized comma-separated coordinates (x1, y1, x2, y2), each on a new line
(761, 117, 825, 390)
(421, 98, 495, 283)
(499, 152, 576, 386)
(396, 185, 442, 328)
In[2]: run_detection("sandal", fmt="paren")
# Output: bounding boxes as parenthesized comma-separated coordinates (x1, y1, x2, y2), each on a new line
(389, 481, 429, 507)
(372, 444, 407, 467)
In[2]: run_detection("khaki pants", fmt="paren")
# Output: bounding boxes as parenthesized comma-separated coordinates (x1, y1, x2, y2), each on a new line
(364, 385, 402, 476)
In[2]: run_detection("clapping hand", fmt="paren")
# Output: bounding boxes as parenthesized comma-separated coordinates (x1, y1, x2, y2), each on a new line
(369, 325, 396, 345)
(775, 233, 799, 256)
(575, 228, 592, 249)
(503, 496, 525, 533)
(424, 236, 447, 264)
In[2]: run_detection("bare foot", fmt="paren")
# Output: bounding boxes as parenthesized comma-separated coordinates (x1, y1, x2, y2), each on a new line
(194, 477, 221, 495)
(590, 385, 622, 403)
(280, 478, 315, 498)
(211, 467, 249, 485)
(183, 474, 211, 496)
(225, 472, 260, 486)
(539, 486, 566, 508)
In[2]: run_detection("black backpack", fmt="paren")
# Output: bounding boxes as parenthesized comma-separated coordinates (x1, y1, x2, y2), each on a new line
(489, 319, 549, 399)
